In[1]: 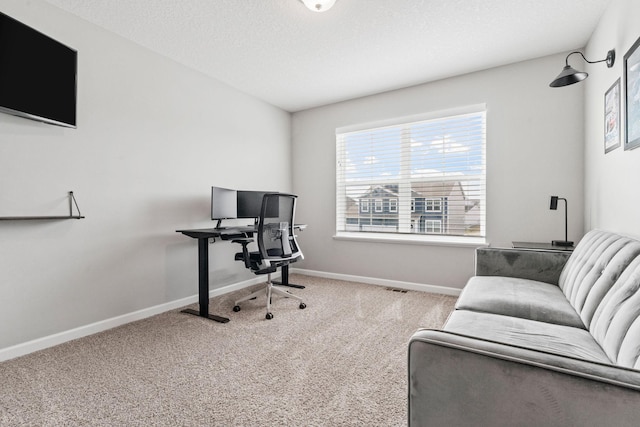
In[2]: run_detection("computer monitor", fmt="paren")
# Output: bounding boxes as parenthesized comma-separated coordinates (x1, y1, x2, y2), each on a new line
(211, 186, 237, 221)
(237, 191, 280, 219)
(236, 191, 267, 219)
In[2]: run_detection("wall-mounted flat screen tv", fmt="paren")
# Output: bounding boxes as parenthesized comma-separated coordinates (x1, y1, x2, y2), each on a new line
(0, 12, 77, 128)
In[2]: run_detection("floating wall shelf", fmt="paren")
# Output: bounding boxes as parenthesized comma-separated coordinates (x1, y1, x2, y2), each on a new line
(0, 191, 84, 221)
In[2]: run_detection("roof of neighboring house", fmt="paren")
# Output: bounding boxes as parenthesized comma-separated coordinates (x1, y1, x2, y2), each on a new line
(356, 181, 463, 200)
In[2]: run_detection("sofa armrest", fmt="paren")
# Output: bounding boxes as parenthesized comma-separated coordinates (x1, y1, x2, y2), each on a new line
(408, 329, 640, 427)
(475, 247, 571, 285)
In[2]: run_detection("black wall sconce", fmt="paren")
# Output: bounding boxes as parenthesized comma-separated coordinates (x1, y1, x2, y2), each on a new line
(549, 49, 615, 87)
(549, 196, 573, 247)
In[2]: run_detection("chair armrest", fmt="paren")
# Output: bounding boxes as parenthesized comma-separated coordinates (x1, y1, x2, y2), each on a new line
(475, 247, 571, 285)
(230, 238, 254, 269)
(408, 329, 640, 427)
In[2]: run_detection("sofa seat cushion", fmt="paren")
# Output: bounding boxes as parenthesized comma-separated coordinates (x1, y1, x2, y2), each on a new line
(444, 310, 611, 363)
(456, 276, 586, 329)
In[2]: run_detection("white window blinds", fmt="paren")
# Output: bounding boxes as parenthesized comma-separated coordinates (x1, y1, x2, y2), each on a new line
(336, 107, 486, 239)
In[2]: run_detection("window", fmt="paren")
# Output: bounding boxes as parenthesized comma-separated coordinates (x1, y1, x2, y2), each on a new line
(425, 198, 442, 212)
(336, 105, 486, 241)
(424, 220, 442, 234)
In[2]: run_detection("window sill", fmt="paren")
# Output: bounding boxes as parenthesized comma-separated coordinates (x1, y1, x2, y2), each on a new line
(333, 232, 487, 248)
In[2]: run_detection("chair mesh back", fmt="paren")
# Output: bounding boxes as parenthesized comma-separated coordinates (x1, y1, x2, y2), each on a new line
(257, 193, 302, 266)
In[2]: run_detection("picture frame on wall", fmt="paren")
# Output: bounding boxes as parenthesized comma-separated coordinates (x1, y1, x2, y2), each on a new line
(624, 36, 640, 150)
(605, 78, 621, 153)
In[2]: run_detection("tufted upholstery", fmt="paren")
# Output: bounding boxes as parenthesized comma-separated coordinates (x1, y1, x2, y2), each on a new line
(590, 256, 640, 368)
(557, 230, 640, 368)
(559, 230, 640, 329)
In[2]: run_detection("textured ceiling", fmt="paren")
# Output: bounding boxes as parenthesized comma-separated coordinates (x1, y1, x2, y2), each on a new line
(43, 0, 612, 112)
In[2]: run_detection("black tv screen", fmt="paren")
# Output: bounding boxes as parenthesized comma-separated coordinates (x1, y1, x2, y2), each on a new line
(0, 12, 77, 128)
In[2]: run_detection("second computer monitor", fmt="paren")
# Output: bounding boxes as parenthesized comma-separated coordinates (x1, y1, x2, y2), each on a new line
(211, 186, 237, 220)
(236, 191, 267, 219)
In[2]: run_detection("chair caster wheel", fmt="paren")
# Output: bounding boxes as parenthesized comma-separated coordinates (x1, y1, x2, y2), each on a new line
(266, 312, 274, 320)
(233, 305, 241, 312)
(299, 303, 306, 309)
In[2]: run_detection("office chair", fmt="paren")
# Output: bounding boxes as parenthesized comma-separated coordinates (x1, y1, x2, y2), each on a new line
(231, 193, 306, 319)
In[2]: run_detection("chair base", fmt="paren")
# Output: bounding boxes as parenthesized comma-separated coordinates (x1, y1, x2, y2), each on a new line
(233, 273, 305, 319)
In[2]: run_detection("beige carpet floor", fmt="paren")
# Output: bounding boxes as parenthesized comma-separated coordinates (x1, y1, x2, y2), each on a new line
(0, 274, 456, 426)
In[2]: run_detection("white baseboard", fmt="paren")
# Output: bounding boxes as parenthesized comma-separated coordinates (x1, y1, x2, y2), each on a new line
(0, 276, 265, 363)
(0, 269, 459, 362)
(291, 268, 462, 297)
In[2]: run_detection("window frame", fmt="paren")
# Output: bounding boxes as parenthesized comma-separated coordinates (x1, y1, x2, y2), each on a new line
(424, 197, 442, 213)
(389, 198, 398, 213)
(335, 104, 486, 246)
(424, 219, 443, 234)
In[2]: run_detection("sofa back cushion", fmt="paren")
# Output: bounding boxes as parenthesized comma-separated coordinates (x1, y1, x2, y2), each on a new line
(559, 230, 640, 329)
(590, 256, 640, 369)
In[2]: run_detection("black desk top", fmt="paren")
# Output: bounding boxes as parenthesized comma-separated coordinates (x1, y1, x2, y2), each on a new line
(176, 226, 255, 239)
(177, 224, 307, 239)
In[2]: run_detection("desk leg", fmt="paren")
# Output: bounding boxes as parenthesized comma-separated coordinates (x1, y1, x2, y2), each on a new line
(181, 237, 230, 323)
(273, 264, 305, 289)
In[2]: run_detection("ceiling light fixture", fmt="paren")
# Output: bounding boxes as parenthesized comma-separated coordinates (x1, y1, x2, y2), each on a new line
(300, 0, 337, 12)
(549, 49, 616, 87)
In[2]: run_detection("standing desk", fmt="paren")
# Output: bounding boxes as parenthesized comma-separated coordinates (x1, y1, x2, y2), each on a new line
(176, 224, 306, 323)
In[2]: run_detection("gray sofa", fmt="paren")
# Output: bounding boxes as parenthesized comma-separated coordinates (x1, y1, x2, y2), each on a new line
(408, 230, 640, 426)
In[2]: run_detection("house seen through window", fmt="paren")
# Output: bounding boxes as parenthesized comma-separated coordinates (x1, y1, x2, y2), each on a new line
(336, 106, 486, 240)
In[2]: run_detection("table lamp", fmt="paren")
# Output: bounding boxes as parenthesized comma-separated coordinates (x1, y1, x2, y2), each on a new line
(549, 196, 573, 247)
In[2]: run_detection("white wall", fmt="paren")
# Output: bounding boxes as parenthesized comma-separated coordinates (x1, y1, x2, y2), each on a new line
(292, 55, 585, 289)
(584, 0, 640, 238)
(0, 0, 291, 351)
